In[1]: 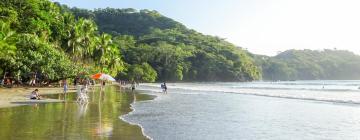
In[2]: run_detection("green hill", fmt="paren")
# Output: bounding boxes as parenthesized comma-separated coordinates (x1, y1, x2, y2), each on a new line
(0, 0, 260, 84)
(70, 7, 187, 37)
(256, 49, 360, 80)
(65, 7, 261, 81)
(4, 0, 358, 83)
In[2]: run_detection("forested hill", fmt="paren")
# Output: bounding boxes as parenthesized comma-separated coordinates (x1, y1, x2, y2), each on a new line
(68, 7, 187, 37)
(62, 6, 261, 82)
(255, 49, 360, 80)
(0, 0, 260, 84)
(4, 0, 358, 83)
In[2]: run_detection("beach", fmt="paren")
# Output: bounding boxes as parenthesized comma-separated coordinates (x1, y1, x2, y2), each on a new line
(0, 86, 154, 139)
(0, 87, 76, 108)
(2, 81, 360, 140)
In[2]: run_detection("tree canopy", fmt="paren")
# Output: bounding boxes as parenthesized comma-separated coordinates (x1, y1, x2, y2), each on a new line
(0, 0, 124, 84)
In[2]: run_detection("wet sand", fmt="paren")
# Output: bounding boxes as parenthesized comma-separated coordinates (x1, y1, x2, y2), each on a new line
(0, 86, 155, 140)
(0, 87, 76, 108)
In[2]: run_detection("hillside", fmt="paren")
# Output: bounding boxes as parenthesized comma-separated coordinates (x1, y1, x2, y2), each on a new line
(3, 0, 358, 83)
(0, 0, 260, 84)
(69, 7, 187, 37)
(256, 49, 360, 80)
(64, 7, 261, 82)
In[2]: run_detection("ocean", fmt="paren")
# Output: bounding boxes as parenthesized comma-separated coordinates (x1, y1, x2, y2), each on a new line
(122, 81, 360, 140)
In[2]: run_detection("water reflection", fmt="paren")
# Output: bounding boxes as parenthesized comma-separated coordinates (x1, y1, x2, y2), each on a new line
(77, 102, 88, 118)
(0, 86, 150, 140)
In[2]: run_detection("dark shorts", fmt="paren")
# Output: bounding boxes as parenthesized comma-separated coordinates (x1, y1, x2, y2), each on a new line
(30, 97, 37, 100)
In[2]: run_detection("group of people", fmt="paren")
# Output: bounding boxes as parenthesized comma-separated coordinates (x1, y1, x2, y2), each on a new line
(1, 72, 51, 87)
(122, 80, 168, 94)
(1, 72, 27, 87)
(130, 81, 168, 94)
(28, 78, 169, 100)
(28, 78, 83, 100)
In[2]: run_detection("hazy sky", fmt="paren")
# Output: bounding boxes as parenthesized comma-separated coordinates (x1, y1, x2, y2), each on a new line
(54, 0, 360, 56)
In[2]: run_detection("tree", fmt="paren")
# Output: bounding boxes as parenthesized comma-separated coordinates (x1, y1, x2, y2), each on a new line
(0, 21, 17, 58)
(125, 63, 157, 82)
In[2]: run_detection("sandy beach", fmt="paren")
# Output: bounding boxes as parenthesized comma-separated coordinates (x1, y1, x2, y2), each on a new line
(0, 87, 76, 108)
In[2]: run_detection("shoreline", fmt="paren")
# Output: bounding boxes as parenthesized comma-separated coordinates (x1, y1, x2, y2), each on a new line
(120, 89, 159, 140)
(0, 87, 76, 108)
(0, 86, 156, 139)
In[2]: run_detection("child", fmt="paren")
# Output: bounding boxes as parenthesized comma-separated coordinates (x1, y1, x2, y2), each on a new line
(30, 89, 41, 100)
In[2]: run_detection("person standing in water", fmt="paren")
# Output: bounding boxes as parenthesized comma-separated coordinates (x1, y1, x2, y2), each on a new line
(161, 82, 167, 94)
(63, 79, 68, 94)
(131, 81, 136, 92)
(101, 80, 106, 91)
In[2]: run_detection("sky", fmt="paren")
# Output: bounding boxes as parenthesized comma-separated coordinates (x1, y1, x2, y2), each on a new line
(54, 0, 360, 56)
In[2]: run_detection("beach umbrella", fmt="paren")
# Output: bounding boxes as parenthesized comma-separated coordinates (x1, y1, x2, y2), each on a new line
(91, 73, 116, 81)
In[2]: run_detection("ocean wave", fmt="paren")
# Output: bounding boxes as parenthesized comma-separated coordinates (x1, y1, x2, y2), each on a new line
(139, 83, 360, 105)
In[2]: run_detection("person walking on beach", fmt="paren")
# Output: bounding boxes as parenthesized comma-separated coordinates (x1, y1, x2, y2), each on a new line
(30, 89, 41, 100)
(29, 72, 36, 86)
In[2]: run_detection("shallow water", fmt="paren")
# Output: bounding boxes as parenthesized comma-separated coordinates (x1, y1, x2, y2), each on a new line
(124, 81, 360, 140)
(0, 86, 151, 140)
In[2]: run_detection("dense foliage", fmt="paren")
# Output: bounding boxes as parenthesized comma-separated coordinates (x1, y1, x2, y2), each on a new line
(0, 0, 123, 84)
(69, 7, 187, 37)
(2, 0, 360, 83)
(66, 7, 261, 82)
(255, 49, 360, 80)
(0, 0, 260, 84)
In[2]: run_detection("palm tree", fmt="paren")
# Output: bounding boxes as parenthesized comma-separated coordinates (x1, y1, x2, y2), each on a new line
(93, 33, 112, 71)
(0, 21, 17, 58)
(77, 18, 97, 59)
(106, 45, 124, 76)
(0, 21, 17, 82)
(65, 17, 97, 61)
(64, 14, 83, 60)
(93, 33, 124, 75)
(96, 33, 112, 58)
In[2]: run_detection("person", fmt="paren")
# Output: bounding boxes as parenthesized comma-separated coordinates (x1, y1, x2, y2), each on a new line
(30, 89, 41, 100)
(160, 83, 164, 90)
(102, 81, 106, 86)
(131, 81, 136, 92)
(86, 78, 91, 86)
(76, 86, 89, 103)
(73, 77, 78, 87)
(1, 72, 7, 85)
(99, 80, 105, 91)
(29, 73, 36, 86)
(6, 78, 11, 86)
(161, 82, 167, 94)
(63, 79, 68, 94)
